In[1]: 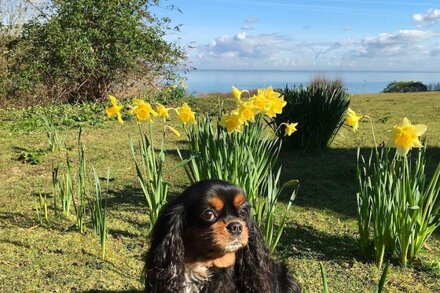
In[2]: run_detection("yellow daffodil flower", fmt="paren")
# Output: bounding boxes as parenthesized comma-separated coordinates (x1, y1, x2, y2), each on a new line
(156, 103, 170, 121)
(237, 101, 258, 123)
(232, 86, 243, 101)
(130, 98, 158, 122)
(346, 108, 363, 132)
(265, 93, 287, 118)
(251, 91, 270, 114)
(166, 125, 181, 138)
(219, 112, 244, 134)
(175, 103, 196, 125)
(387, 117, 427, 156)
(285, 122, 298, 136)
(105, 95, 124, 124)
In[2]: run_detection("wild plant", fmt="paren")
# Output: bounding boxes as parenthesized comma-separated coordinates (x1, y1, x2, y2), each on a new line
(42, 115, 64, 151)
(90, 168, 107, 259)
(129, 124, 180, 232)
(74, 129, 88, 233)
(352, 110, 439, 267)
(35, 193, 48, 224)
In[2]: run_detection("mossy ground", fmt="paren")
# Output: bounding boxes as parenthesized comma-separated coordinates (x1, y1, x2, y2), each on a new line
(0, 92, 439, 292)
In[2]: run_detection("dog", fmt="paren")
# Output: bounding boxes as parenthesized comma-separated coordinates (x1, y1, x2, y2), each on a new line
(143, 179, 301, 292)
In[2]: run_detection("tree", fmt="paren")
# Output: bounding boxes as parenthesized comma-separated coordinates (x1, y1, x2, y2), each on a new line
(9, 0, 185, 102)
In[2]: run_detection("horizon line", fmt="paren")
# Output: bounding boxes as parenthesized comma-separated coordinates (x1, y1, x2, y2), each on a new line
(188, 69, 440, 73)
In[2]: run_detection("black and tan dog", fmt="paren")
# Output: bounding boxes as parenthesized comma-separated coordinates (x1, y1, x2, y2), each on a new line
(143, 179, 301, 292)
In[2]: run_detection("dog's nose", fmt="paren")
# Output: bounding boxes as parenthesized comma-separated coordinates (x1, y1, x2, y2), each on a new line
(226, 222, 243, 235)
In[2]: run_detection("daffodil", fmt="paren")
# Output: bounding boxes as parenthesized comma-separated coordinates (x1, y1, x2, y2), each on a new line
(387, 117, 427, 156)
(105, 95, 124, 124)
(130, 98, 158, 122)
(237, 101, 258, 123)
(156, 103, 170, 121)
(232, 86, 242, 101)
(219, 112, 244, 134)
(166, 125, 181, 138)
(175, 103, 196, 125)
(251, 91, 270, 114)
(265, 92, 286, 118)
(346, 108, 363, 132)
(285, 122, 298, 136)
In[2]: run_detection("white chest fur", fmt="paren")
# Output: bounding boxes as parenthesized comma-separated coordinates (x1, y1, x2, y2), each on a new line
(183, 262, 211, 293)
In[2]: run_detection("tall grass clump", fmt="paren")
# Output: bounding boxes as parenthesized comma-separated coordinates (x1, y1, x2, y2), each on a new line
(35, 193, 48, 224)
(52, 163, 74, 217)
(43, 116, 64, 151)
(50, 129, 89, 232)
(129, 125, 170, 232)
(351, 109, 440, 268)
(90, 168, 107, 259)
(74, 129, 88, 233)
(274, 83, 350, 151)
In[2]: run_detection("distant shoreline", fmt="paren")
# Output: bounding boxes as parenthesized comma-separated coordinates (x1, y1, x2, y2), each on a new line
(189, 69, 440, 74)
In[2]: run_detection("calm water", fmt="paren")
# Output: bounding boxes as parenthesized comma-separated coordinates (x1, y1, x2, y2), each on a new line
(185, 70, 440, 94)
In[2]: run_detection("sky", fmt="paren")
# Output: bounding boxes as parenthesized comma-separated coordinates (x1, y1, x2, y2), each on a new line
(154, 0, 440, 71)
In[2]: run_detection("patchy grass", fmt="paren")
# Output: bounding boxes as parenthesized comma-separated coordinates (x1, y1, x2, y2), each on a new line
(0, 92, 439, 292)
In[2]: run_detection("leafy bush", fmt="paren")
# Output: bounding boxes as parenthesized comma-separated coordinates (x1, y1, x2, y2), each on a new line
(274, 84, 350, 151)
(8, 0, 185, 102)
(383, 81, 428, 93)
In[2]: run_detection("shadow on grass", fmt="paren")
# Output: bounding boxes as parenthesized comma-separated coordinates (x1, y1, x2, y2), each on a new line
(278, 146, 440, 218)
(279, 224, 360, 262)
(106, 185, 146, 210)
(0, 211, 37, 229)
(82, 289, 140, 293)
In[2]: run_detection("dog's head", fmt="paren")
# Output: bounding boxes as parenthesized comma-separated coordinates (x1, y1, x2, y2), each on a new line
(181, 180, 250, 264)
(144, 180, 252, 290)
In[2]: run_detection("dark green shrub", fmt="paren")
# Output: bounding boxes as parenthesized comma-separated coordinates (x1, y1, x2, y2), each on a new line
(8, 0, 185, 102)
(383, 81, 427, 93)
(274, 84, 350, 151)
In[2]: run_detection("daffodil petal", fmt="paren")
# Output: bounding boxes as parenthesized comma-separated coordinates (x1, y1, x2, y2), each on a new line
(414, 124, 427, 136)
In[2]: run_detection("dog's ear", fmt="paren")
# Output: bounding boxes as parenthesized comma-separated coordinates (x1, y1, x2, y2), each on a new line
(234, 217, 273, 292)
(144, 199, 185, 293)
(235, 218, 301, 293)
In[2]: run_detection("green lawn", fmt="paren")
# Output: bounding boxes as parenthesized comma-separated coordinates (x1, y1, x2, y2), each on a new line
(0, 92, 439, 292)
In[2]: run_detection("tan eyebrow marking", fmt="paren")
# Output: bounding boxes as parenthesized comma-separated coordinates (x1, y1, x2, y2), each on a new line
(233, 193, 245, 208)
(208, 196, 224, 210)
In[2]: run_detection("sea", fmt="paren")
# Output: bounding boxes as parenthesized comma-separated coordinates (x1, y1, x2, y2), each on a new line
(184, 70, 440, 94)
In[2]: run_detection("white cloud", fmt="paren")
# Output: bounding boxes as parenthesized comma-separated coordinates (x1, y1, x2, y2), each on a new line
(193, 31, 292, 62)
(413, 8, 440, 27)
(188, 29, 440, 71)
(352, 30, 438, 58)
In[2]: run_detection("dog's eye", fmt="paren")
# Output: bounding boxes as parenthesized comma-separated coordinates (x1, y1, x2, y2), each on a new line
(238, 208, 248, 218)
(200, 209, 217, 221)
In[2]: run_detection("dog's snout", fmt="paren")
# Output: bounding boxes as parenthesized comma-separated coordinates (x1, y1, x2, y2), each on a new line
(226, 222, 243, 235)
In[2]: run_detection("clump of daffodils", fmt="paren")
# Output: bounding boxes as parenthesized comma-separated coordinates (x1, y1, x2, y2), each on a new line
(219, 86, 298, 136)
(105, 95, 196, 137)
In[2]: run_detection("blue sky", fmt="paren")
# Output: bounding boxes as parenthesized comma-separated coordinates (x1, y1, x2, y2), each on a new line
(155, 0, 440, 71)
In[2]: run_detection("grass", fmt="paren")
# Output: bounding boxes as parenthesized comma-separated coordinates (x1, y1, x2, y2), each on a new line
(0, 91, 439, 292)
